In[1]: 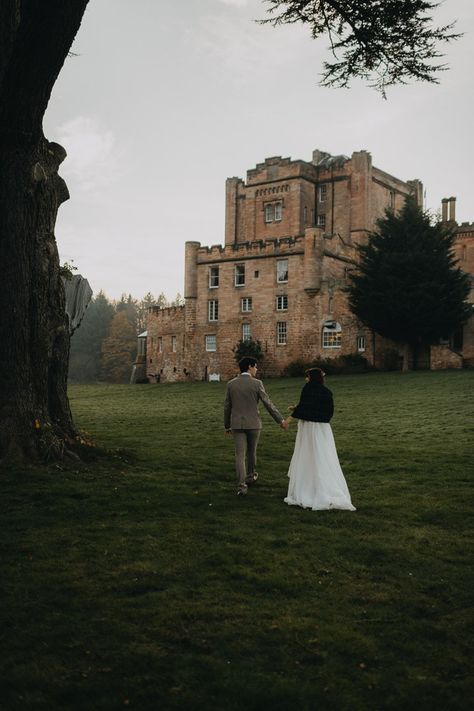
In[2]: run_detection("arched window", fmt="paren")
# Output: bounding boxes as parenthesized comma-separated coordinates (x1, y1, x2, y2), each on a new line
(322, 321, 342, 348)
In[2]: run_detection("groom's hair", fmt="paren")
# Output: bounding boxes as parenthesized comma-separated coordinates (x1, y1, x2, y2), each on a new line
(239, 357, 257, 373)
(305, 367, 325, 384)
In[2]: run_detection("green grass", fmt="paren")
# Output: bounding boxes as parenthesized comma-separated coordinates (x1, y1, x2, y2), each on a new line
(1, 371, 473, 710)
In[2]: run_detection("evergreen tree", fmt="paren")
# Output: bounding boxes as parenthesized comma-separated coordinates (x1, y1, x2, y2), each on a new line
(69, 292, 115, 383)
(136, 292, 157, 333)
(115, 293, 138, 332)
(261, 1, 459, 95)
(101, 310, 137, 383)
(233, 338, 265, 364)
(348, 198, 471, 366)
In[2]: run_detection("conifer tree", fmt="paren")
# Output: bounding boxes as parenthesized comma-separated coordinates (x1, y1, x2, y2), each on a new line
(101, 311, 137, 383)
(69, 292, 115, 382)
(261, 0, 460, 95)
(348, 198, 472, 367)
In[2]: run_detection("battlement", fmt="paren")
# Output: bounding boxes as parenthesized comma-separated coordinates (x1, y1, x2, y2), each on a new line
(148, 304, 185, 317)
(195, 235, 308, 263)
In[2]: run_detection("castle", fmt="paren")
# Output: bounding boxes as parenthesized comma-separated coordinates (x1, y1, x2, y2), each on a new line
(135, 149, 473, 382)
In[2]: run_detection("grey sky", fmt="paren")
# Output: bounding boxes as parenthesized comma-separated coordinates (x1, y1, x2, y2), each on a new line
(44, 0, 474, 301)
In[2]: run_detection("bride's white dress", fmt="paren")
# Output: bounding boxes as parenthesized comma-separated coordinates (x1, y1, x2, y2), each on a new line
(284, 420, 355, 511)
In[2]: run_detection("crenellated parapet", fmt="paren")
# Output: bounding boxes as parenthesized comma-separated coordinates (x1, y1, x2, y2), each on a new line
(148, 305, 185, 318)
(195, 235, 307, 264)
(455, 222, 474, 235)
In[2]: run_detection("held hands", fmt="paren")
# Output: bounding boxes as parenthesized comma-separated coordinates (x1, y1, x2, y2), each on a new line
(224, 429, 233, 437)
(280, 419, 289, 431)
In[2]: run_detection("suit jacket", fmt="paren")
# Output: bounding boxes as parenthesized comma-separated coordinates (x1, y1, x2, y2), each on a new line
(224, 374, 283, 430)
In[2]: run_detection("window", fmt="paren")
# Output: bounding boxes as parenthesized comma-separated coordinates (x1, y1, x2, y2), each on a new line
(254, 270, 259, 278)
(303, 206, 307, 224)
(318, 184, 327, 202)
(276, 259, 288, 283)
(208, 299, 218, 321)
(241, 297, 252, 312)
(322, 321, 342, 348)
(209, 266, 219, 288)
(357, 335, 366, 352)
(242, 324, 251, 341)
(317, 214, 326, 227)
(235, 264, 245, 287)
(276, 294, 288, 311)
(265, 204, 273, 223)
(158, 337, 163, 353)
(274, 201, 282, 221)
(205, 335, 217, 352)
(171, 335, 177, 352)
(277, 321, 287, 345)
(389, 190, 395, 209)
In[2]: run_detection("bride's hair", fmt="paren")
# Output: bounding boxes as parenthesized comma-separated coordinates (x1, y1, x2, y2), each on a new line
(305, 367, 325, 384)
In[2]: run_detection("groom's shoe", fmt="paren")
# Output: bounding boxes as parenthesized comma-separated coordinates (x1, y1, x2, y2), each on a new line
(237, 483, 248, 496)
(245, 472, 259, 486)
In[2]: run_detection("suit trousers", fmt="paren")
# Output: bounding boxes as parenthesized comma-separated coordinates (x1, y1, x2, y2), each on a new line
(232, 429, 261, 486)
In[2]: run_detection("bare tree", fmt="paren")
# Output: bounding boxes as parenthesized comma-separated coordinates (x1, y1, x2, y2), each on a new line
(260, 0, 460, 95)
(0, 1, 89, 464)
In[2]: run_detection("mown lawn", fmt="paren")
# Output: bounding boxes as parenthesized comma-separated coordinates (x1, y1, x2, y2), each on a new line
(1, 371, 473, 710)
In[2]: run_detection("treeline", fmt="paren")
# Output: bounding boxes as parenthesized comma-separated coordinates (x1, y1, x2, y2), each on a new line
(69, 291, 183, 383)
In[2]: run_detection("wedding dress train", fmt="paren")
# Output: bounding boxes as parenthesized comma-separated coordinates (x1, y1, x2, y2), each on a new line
(284, 420, 355, 511)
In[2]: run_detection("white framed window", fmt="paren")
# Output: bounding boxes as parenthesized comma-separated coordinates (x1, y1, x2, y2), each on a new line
(274, 201, 282, 221)
(276, 259, 288, 283)
(265, 204, 273, 223)
(357, 335, 366, 352)
(317, 213, 326, 227)
(208, 299, 218, 322)
(242, 324, 251, 341)
(241, 297, 252, 312)
(235, 264, 245, 286)
(205, 335, 217, 352)
(277, 321, 287, 345)
(322, 321, 342, 348)
(209, 266, 219, 288)
(171, 335, 177, 353)
(276, 294, 288, 311)
(318, 184, 327, 203)
(158, 336, 163, 353)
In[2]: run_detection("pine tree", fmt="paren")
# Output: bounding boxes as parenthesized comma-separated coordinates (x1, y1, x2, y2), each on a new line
(233, 338, 265, 364)
(101, 311, 137, 383)
(348, 198, 471, 367)
(69, 292, 115, 382)
(260, 1, 460, 95)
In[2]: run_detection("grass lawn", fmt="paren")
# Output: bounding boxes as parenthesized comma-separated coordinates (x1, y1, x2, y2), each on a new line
(1, 371, 473, 710)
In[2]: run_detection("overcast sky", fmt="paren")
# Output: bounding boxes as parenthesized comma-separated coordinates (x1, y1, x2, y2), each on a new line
(44, 0, 474, 301)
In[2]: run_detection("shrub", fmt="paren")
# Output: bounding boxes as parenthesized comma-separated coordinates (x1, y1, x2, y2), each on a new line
(282, 353, 372, 377)
(381, 348, 402, 371)
(233, 338, 265, 363)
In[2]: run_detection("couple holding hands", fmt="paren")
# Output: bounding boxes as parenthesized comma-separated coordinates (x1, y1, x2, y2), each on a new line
(224, 356, 355, 511)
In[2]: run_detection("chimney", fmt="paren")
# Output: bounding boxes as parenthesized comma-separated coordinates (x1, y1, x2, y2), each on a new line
(448, 196, 456, 222)
(441, 198, 448, 222)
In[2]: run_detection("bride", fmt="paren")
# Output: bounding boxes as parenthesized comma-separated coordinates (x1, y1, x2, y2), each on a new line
(283, 367, 355, 511)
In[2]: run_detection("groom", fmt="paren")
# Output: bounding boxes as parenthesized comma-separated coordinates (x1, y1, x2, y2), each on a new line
(224, 357, 288, 496)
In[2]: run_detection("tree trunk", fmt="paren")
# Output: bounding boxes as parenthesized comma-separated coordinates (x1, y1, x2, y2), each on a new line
(0, 1, 89, 465)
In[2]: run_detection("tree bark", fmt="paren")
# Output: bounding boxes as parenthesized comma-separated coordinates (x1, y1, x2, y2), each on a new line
(0, 0, 89, 464)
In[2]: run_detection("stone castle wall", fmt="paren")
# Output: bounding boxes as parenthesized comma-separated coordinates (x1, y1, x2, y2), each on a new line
(145, 149, 473, 381)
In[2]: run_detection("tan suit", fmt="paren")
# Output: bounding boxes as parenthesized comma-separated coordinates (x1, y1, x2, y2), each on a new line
(224, 373, 283, 486)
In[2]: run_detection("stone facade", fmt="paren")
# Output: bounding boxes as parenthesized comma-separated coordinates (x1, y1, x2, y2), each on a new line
(445, 198, 474, 366)
(144, 149, 473, 382)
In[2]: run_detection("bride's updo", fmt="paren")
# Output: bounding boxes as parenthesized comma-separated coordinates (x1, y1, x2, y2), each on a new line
(305, 367, 325, 384)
